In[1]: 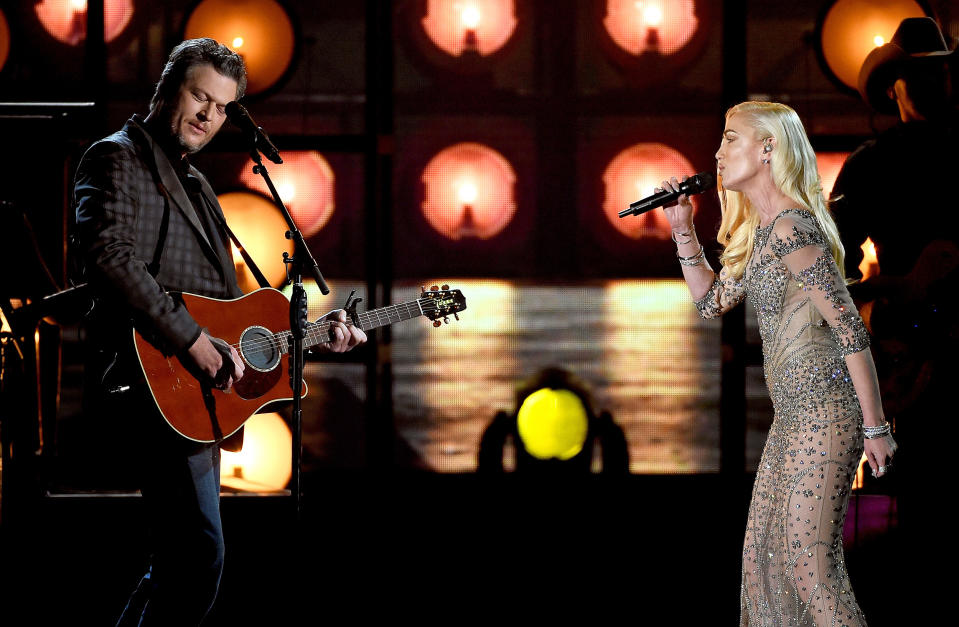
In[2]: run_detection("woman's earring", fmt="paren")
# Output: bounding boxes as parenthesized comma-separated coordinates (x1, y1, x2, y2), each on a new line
(762, 141, 772, 164)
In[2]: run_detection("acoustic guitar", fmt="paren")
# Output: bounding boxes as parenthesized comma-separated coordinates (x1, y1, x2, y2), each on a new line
(133, 285, 466, 442)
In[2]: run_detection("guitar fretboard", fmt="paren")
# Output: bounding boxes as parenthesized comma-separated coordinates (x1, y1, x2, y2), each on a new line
(273, 298, 434, 353)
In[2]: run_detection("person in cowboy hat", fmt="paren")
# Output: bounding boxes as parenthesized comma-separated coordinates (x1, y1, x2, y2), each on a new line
(830, 15, 958, 621)
(857, 15, 957, 121)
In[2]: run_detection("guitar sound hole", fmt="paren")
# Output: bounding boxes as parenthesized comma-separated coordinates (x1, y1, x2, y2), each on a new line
(239, 326, 281, 372)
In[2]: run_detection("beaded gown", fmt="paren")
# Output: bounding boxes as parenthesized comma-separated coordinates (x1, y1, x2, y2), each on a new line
(695, 209, 871, 626)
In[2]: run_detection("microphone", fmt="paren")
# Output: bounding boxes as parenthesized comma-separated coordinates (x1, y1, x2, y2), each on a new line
(225, 101, 283, 164)
(619, 172, 716, 218)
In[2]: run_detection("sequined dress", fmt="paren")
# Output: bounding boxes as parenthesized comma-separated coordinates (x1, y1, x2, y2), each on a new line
(695, 209, 871, 626)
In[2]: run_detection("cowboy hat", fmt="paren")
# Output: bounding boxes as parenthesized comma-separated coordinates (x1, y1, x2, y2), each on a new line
(857, 17, 956, 114)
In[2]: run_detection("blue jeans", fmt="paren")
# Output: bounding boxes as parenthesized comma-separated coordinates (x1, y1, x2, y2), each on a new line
(116, 430, 224, 627)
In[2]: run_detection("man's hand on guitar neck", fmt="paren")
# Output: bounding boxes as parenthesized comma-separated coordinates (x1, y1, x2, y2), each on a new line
(187, 332, 245, 390)
(314, 309, 367, 353)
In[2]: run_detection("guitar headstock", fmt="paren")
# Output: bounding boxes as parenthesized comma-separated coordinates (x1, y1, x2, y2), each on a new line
(420, 284, 467, 327)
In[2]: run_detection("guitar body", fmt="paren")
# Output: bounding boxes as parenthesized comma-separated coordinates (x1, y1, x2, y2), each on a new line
(133, 285, 466, 443)
(133, 288, 306, 443)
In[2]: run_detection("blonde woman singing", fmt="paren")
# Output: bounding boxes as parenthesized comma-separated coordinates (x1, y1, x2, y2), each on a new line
(659, 101, 896, 626)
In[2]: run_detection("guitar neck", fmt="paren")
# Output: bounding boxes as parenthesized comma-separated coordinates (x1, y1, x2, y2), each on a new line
(277, 299, 427, 352)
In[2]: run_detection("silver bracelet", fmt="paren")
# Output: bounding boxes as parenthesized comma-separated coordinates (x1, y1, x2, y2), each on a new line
(677, 246, 705, 267)
(863, 421, 892, 439)
(671, 227, 695, 245)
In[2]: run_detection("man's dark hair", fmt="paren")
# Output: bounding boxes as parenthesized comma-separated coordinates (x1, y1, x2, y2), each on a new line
(149, 38, 247, 113)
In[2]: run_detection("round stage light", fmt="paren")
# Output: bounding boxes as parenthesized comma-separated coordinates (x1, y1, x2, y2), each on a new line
(220, 412, 292, 492)
(34, 0, 134, 46)
(816, 0, 927, 92)
(239, 150, 336, 238)
(602, 142, 696, 240)
(217, 191, 294, 291)
(420, 0, 518, 57)
(516, 388, 589, 461)
(602, 0, 699, 56)
(421, 142, 517, 240)
(184, 0, 295, 95)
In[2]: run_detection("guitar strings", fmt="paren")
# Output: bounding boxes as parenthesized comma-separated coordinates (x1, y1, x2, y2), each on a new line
(225, 297, 456, 355)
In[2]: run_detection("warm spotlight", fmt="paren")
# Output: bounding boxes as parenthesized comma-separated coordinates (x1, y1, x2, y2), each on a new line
(420, 0, 518, 57)
(239, 150, 336, 239)
(603, 143, 696, 239)
(816, 0, 926, 92)
(859, 237, 879, 281)
(421, 142, 517, 240)
(217, 191, 294, 292)
(184, 0, 295, 95)
(220, 412, 292, 492)
(34, 0, 134, 46)
(815, 151, 851, 199)
(602, 0, 699, 56)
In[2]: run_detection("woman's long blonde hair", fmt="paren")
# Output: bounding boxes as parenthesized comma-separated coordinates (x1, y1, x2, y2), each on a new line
(716, 101, 846, 280)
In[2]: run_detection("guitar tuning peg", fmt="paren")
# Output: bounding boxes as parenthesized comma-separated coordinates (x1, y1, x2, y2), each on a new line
(443, 316, 450, 324)
(430, 285, 439, 292)
(454, 313, 459, 321)
(441, 284, 449, 290)
(432, 320, 442, 328)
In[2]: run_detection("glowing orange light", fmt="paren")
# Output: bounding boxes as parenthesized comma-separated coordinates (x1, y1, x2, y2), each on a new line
(0, 10, 10, 71)
(642, 4, 664, 27)
(185, 0, 295, 95)
(34, 0, 133, 45)
(818, 0, 925, 90)
(421, 142, 517, 240)
(458, 181, 478, 203)
(603, 143, 696, 240)
(421, 0, 518, 57)
(603, 0, 699, 56)
(239, 151, 335, 239)
(461, 5, 482, 29)
(859, 237, 879, 281)
(217, 191, 294, 292)
(852, 453, 868, 490)
(220, 412, 292, 492)
(815, 151, 851, 199)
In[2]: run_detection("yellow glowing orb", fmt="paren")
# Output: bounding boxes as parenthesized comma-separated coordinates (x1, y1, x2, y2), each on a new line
(516, 388, 589, 460)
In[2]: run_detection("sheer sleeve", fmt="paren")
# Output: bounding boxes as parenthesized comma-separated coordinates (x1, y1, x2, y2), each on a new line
(694, 265, 746, 320)
(771, 213, 871, 355)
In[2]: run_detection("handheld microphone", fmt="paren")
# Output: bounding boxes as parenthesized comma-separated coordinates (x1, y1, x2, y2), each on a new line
(225, 101, 283, 164)
(619, 172, 716, 218)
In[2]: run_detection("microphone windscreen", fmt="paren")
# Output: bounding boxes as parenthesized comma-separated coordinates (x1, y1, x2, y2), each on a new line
(688, 172, 716, 193)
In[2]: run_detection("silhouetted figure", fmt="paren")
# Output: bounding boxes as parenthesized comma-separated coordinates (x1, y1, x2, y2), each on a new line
(830, 16, 958, 616)
(478, 367, 628, 475)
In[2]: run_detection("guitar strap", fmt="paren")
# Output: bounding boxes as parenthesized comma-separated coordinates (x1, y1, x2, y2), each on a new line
(149, 183, 173, 280)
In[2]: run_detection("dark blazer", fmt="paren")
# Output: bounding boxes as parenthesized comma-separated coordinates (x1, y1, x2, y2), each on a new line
(74, 116, 245, 450)
(75, 115, 242, 355)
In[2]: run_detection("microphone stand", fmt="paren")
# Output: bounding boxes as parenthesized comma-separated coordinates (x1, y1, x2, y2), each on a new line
(243, 137, 330, 523)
